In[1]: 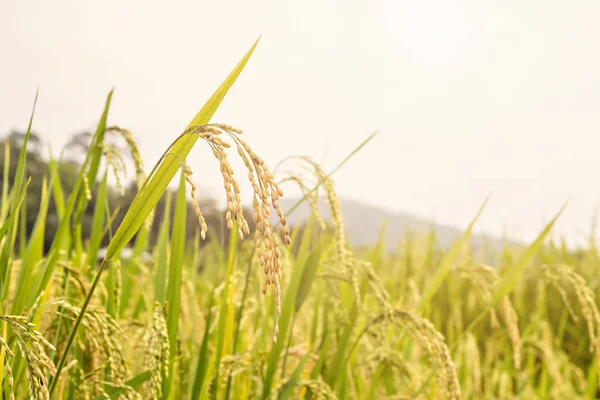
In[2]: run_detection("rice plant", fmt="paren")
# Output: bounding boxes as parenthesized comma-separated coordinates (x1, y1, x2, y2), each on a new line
(1, 37, 600, 400)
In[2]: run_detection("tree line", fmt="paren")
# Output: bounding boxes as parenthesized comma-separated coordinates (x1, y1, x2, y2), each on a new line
(0, 129, 242, 254)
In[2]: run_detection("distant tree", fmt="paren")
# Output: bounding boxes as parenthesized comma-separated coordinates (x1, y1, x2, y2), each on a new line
(0, 129, 237, 256)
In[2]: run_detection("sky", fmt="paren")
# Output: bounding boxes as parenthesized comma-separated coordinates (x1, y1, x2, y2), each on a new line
(1, 1, 600, 246)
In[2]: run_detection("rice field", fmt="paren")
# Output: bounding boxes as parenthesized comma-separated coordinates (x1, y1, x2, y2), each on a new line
(1, 38, 600, 400)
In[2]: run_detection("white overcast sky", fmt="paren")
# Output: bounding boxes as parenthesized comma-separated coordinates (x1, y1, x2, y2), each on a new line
(1, 1, 600, 246)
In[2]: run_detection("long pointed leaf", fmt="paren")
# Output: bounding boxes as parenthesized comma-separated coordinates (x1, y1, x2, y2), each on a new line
(418, 195, 490, 311)
(105, 37, 260, 262)
(492, 202, 567, 305)
(163, 171, 188, 398)
(0, 91, 38, 298)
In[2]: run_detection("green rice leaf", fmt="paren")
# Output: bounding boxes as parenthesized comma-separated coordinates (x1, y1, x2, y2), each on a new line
(104, 37, 260, 262)
(294, 246, 322, 313)
(492, 202, 567, 305)
(163, 171, 188, 397)
(418, 194, 490, 311)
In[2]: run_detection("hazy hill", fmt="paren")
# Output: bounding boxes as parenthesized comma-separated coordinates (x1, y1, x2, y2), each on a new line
(277, 197, 518, 254)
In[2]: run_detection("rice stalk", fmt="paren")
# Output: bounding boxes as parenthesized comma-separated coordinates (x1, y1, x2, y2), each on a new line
(0, 315, 56, 400)
(142, 301, 169, 400)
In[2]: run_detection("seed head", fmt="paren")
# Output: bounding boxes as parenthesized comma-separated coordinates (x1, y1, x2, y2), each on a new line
(176, 123, 292, 343)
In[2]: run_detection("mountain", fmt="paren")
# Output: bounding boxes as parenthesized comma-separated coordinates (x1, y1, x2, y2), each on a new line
(276, 197, 517, 254)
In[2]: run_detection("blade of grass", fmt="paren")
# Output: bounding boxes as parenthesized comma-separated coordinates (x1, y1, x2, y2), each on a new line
(119, 224, 150, 318)
(491, 202, 567, 304)
(284, 131, 377, 217)
(190, 286, 217, 400)
(0, 179, 30, 241)
(418, 194, 490, 311)
(0, 141, 10, 222)
(210, 222, 238, 400)
(305, 301, 330, 400)
(86, 170, 109, 269)
(11, 175, 51, 314)
(49, 152, 66, 222)
(73, 90, 114, 254)
(280, 245, 323, 379)
(154, 193, 172, 304)
(18, 191, 26, 259)
(277, 343, 316, 400)
(263, 217, 315, 398)
(163, 171, 187, 398)
(224, 246, 256, 400)
(0, 90, 38, 299)
(294, 245, 323, 314)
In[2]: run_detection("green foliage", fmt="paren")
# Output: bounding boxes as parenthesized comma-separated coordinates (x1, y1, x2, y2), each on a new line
(1, 37, 599, 400)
